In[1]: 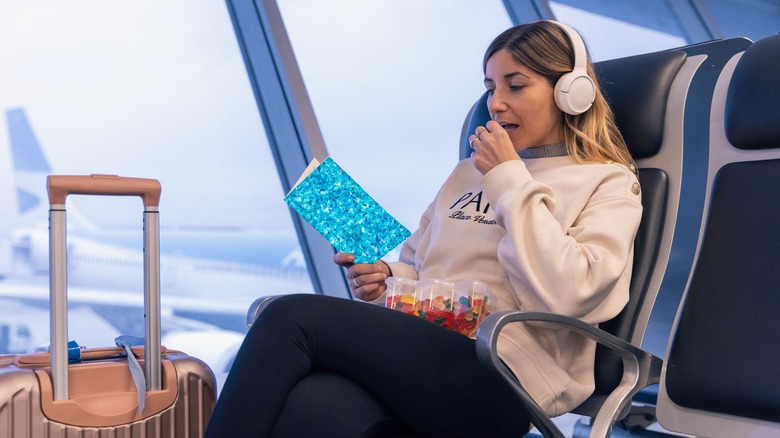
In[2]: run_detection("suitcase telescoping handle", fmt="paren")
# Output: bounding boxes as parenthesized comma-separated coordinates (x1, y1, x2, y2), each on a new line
(47, 174, 163, 401)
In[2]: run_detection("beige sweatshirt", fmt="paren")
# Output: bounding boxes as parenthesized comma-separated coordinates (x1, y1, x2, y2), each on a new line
(382, 156, 642, 416)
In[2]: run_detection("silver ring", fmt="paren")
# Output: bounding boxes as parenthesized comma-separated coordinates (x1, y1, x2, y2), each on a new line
(352, 277, 360, 288)
(469, 137, 479, 148)
(475, 127, 487, 138)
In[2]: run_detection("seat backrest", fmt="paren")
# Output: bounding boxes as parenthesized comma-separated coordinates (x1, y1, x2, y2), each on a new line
(460, 49, 686, 415)
(656, 33, 780, 437)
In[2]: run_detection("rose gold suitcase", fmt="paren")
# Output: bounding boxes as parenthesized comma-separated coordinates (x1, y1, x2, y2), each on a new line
(0, 175, 216, 437)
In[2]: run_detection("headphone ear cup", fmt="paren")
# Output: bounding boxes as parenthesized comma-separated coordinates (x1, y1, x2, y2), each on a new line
(554, 70, 596, 115)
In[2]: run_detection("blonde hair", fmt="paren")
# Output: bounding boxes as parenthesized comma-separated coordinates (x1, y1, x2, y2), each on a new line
(483, 21, 636, 171)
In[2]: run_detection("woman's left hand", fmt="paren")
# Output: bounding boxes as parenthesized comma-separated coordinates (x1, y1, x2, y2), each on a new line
(333, 252, 390, 301)
(468, 120, 520, 175)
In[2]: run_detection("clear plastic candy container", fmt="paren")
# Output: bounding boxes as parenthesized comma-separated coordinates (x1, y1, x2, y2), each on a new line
(384, 277, 495, 338)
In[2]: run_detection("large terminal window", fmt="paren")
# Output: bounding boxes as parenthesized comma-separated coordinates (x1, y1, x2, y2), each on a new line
(0, 1, 311, 389)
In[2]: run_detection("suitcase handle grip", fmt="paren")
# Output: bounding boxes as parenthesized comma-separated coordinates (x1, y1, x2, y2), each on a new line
(47, 174, 162, 207)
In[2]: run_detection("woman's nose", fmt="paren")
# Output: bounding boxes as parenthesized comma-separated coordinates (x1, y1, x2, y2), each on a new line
(488, 90, 506, 114)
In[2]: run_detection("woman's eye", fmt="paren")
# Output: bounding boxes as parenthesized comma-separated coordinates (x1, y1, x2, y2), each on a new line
(486, 88, 495, 96)
(509, 85, 524, 91)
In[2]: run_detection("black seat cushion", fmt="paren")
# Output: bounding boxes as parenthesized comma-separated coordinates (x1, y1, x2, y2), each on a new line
(666, 159, 780, 422)
(595, 50, 687, 159)
(726, 34, 780, 150)
(592, 168, 667, 396)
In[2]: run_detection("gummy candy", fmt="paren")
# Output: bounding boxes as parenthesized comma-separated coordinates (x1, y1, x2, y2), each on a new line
(387, 293, 491, 337)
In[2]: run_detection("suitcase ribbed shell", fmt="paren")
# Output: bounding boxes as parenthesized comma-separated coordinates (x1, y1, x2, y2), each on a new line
(0, 353, 216, 438)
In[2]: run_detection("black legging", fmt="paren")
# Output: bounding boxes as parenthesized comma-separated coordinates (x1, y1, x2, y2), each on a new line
(205, 294, 531, 437)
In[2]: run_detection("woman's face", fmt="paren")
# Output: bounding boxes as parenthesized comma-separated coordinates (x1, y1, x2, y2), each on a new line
(484, 49, 564, 151)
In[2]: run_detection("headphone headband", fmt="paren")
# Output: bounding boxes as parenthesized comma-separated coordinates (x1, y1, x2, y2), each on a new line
(548, 21, 588, 70)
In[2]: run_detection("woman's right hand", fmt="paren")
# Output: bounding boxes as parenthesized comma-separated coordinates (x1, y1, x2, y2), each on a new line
(333, 252, 391, 301)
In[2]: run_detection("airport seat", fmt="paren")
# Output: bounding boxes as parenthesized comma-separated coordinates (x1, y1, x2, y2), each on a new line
(654, 33, 780, 437)
(470, 46, 696, 437)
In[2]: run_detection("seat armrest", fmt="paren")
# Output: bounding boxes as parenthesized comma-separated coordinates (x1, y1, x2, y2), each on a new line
(247, 295, 284, 328)
(475, 311, 662, 438)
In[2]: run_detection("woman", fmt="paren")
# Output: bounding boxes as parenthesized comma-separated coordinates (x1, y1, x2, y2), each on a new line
(206, 20, 641, 437)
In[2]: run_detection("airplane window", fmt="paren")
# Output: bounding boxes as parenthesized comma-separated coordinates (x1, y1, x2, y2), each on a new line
(0, 1, 313, 390)
(276, 0, 512, 237)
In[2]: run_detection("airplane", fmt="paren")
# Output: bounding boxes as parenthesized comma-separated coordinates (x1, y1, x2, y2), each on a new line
(0, 108, 314, 388)
(2, 107, 312, 303)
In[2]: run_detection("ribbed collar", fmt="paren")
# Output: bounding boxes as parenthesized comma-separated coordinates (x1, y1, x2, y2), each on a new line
(518, 142, 568, 159)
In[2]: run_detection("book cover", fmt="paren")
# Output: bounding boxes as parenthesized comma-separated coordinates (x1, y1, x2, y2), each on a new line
(284, 157, 411, 264)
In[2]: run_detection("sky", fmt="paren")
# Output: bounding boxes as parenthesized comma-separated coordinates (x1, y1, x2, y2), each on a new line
(0, 1, 277, 229)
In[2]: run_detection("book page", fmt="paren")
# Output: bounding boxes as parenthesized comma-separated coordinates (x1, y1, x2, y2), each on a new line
(289, 158, 321, 193)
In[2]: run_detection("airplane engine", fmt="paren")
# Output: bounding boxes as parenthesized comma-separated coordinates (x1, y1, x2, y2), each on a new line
(11, 228, 50, 275)
(0, 234, 12, 278)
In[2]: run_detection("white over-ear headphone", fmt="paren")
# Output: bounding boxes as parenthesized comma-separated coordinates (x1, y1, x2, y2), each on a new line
(547, 21, 595, 115)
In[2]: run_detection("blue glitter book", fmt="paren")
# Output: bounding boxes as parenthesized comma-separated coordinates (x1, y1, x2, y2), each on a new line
(284, 157, 411, 264)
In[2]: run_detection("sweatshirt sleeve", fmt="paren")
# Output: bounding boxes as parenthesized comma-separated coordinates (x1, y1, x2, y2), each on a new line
(481, 160, 642, 324)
